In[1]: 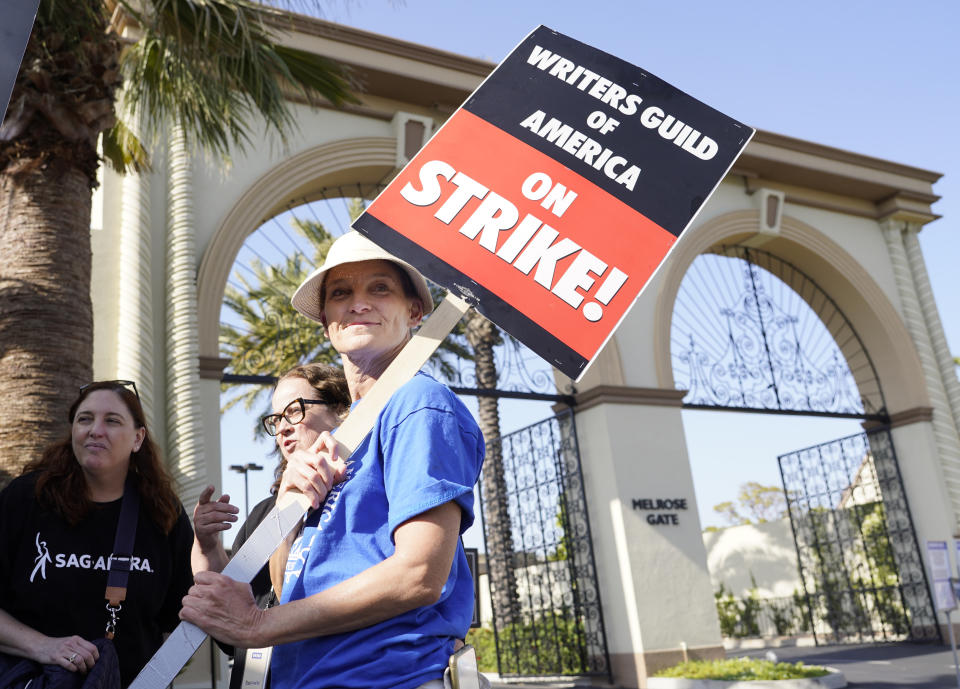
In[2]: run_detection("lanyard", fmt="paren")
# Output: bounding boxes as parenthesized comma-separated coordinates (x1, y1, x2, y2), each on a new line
(103, 475, 140, 639)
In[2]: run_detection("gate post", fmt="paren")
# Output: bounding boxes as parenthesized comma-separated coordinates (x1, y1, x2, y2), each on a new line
(882, 415, 960, 641)
(571, 385, 724, 688)
(864, 427, 941, 641)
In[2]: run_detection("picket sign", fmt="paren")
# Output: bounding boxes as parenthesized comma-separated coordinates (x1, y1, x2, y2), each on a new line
(128, 293, 472, 689)
(355, 25, 754, 382)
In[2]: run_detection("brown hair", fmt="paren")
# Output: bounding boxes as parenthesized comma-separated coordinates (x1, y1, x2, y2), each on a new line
(270, 363, 351, 494)
(24, 382, 182, 532)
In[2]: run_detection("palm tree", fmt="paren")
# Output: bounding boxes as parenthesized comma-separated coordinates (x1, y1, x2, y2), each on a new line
(0, 0, 356, 484)
(464, 310, 521, 628)
(219, 217, 341, 422)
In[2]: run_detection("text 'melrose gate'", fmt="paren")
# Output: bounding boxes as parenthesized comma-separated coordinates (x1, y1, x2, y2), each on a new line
(354, 25, 754, 381)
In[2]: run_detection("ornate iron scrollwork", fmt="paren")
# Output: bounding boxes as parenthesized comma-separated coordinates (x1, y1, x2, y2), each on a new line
(423, 327, 563, 396)
(672, 246, 886, 418)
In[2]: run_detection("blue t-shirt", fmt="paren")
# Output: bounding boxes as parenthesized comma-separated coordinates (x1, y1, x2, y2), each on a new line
(271, 372, 485, 689)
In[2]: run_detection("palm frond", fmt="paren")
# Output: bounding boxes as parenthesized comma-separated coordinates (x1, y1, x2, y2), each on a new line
(116, 0, 359, 158)
(101, 118, 150, 173)
(273, 44, 358, 106)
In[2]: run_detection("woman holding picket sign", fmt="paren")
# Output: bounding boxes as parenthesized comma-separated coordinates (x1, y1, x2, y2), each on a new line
(181, 231, 485, 689)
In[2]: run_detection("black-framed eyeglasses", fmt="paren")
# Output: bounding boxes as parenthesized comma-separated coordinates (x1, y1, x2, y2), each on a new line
(262, 397, 328, 436)
(80, 379, 140, 401)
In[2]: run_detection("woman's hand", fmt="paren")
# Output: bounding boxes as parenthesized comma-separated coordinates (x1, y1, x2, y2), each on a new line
(191, 485, 237, 574)
(193, 485, 239, 553)
(34, 635, 99, 673)
(179, 572, 265, 648)
(278, 432, 347, 509)
(0, 609, 96, 672)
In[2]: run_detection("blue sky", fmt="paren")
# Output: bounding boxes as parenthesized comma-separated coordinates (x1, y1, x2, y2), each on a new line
(220, 1, 960, 534)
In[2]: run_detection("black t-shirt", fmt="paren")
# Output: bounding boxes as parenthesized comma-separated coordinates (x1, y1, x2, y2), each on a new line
(0, 473, 195, 687)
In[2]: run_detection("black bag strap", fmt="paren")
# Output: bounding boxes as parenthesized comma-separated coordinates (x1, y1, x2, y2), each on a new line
(103, 475, 140, 639)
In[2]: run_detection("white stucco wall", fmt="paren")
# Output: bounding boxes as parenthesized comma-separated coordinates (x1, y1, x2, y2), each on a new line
(702, 519, 801, 599)
(577, 400, 722, 653)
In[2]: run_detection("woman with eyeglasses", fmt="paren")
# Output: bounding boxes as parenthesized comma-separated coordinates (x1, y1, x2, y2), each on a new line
(191, 364, 350, 689)
(181, 232, 485, 689)
(0, 381, 194, 687)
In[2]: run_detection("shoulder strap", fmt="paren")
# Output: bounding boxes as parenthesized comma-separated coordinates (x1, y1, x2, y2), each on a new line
(103, 476, 140, 638)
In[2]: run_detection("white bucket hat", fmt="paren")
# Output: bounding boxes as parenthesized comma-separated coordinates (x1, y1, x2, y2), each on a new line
(291, 231, 434, 324)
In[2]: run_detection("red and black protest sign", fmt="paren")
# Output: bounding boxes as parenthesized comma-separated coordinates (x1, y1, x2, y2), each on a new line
(354, 25, 754, 381)
(1, 0, 41, 123)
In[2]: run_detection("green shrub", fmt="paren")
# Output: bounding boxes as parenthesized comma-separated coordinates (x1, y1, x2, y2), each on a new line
(465, 610, 592, 675)
(714, 582, 778, 638)
(738, 586, 762, 637)
(654, 657, 829, 680)
(714, 584, 740, 637)
(465, 627, 497, 672)
(769, 599, 797, 636)
(792, 589, 812, 632)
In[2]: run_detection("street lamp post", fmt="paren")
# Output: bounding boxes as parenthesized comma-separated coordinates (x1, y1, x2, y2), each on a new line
(228, 462, 264, 517)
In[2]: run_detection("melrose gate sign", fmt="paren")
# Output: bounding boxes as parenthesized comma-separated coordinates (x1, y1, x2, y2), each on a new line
(632, 498, 690, 526)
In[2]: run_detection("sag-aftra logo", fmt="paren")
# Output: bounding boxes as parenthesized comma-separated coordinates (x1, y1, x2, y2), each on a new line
(29, 531, 153, 582)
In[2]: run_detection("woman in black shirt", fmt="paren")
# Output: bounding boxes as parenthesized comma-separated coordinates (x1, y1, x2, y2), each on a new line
(0, 381, 193, 687)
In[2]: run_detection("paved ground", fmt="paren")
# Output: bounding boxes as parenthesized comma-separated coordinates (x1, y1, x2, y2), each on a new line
(736, 642, 960, 688)
(487, 641, 960, 688)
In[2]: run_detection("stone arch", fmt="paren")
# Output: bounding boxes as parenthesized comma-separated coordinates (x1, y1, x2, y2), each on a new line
(197, 136, 397, 358)
(653, 209, 930, 415)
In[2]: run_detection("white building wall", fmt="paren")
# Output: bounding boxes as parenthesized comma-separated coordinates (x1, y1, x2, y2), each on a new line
(702, 519, 801, 599)
(188, 105, 397, 261)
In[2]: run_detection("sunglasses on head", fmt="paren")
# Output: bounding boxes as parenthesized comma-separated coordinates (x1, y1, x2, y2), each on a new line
(80, 380, 140, 401)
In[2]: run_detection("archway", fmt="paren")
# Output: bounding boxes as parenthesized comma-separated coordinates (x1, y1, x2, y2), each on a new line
(663, 219, 938, 645)
(197, 136, 399, 360)
(653, 210, 929, 414)
(671, 245, 885, 419)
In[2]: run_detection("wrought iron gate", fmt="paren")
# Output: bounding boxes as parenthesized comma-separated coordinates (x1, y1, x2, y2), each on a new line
(478, 409, 610, 678)
(673, 245, 941, 646)
(778, 428, 939, 644)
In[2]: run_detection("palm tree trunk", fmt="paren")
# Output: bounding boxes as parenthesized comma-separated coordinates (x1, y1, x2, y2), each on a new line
(464, 310, 521, 628)
(0, 166, 93, 485)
